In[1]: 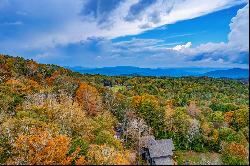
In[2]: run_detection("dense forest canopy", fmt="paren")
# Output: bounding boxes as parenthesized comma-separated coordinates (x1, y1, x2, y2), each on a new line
(0, 54, 249, 165)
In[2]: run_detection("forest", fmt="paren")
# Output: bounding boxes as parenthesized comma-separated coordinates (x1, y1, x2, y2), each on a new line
(0, 54, 249, 165)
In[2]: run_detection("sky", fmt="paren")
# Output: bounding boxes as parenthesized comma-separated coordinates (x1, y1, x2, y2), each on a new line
(0, 0, 249, 68)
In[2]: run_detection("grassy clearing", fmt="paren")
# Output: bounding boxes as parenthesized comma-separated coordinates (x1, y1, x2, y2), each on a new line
(111, 85, 126, 93)
(174, 151, 223, 165)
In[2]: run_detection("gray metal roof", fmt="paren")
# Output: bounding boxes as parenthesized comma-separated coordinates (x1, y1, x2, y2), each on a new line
(154, 157, 173, 165)
(140, 135, 155, 148)
(148, 139, 174, 158)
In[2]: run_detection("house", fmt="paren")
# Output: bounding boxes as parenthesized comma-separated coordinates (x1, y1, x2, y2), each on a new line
(140, 136, 175, 165)
(114, 123, 123, 139)
(125, 84, 133, 90)
(103, 79, 112, 87)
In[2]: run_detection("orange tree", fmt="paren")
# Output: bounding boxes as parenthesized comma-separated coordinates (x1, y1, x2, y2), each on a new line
(221, 141, 248, 165)
(224, 108, 249, 131)
(75, 83, 101, 116)
(7, 128, 84, 165)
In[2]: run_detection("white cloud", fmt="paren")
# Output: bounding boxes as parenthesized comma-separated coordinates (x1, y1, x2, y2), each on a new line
(179, 4, 249, 64)
(165, 33, 194, 39)
(112, 0, 245, 35)
(82, 0, 247, 40)
(33, 53, 50, 60)
(228, 4, 249, 51)
(173, 42, 192, 51)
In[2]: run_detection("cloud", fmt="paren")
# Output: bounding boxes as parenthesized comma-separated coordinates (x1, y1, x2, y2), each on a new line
(164, 33, 194, 39)
(33, 53, 50, 60)
(124, 0, 156, 22)
(0, 21, 23, 26)
(0, 0, 248, 68)
(173, 42, 192, 51)
(80, 0, 125, 28)
(0, 0, 247, 50)
(85, 3, 249, 68)
(228, 3, 249, 51)
(182, 4, 249, 65)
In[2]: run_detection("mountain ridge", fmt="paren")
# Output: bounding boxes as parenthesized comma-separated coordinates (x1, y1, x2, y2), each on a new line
(68, 66, 249, 78)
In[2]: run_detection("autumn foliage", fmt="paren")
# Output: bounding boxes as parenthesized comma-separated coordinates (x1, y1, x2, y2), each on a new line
(87, 144, 131, 165)
(221, 142, 248, 165)
(75, 83, 101, 116)
(0, 55, 249, 165)
(7, 129, 77, 165)
(187, 101, 201, 118)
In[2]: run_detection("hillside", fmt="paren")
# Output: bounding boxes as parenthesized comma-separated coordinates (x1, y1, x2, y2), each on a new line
(0, 54, 249, 165)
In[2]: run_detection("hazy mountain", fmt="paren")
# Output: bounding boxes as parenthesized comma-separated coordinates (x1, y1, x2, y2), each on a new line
(201, 68, 249, 78)
(68, 66, 242, 77)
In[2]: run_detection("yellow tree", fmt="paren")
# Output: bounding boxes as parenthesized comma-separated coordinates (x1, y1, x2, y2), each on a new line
(224, 109, 249, 131)
(187, 101, 201, 118)
(164, 102, 175, 131)
(7, 128, 82, 165)
(87, 144, 131, 165)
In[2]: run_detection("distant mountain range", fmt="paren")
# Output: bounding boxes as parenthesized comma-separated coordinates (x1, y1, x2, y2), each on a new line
(199, 68, 249, 79)
(67, 66, 249, 79)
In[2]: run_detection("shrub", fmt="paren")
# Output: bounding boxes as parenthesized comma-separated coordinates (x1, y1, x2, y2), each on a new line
(221, 142, 248, 165)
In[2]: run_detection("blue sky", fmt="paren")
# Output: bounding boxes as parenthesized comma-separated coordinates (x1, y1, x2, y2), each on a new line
(0, 0, 249, 68)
